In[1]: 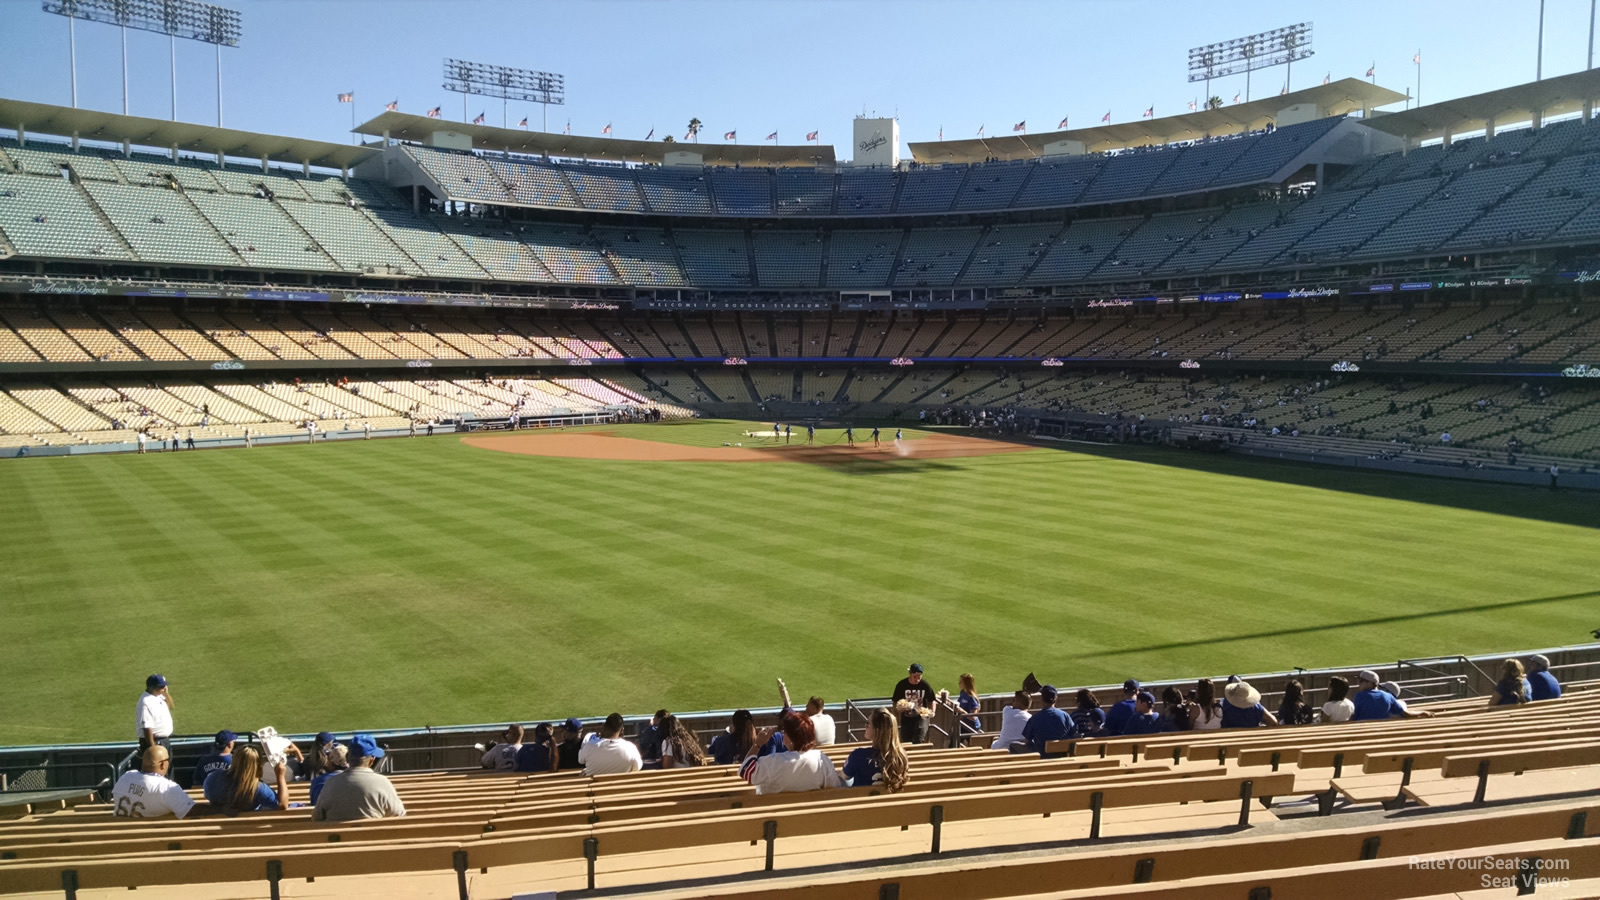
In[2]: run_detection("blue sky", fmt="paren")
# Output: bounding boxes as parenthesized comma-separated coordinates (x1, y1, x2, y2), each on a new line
(0, 0, 1592, 159)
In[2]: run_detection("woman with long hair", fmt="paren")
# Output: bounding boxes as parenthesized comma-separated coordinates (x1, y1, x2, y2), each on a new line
(1320, 676, 1354, 724)
(708, 709, 757, 766)
(202, 745, 287, 816)
(1278, 679, 1316, 725)
(1191, 678, 1223, 730)
(1161, 686, 1198, 731)
(1493, 659, 1531, 706)
(660, 715, 707, 768)
(955, 673, 981, 736)
(1070, 688, 1105, 737)
(843, 707, 909, 792)
(514, 723, 559, 773)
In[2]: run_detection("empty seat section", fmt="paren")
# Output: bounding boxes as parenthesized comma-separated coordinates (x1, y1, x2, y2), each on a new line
(81, 181, 241, 267)
(434, 218, 554, 282)
(827, 229, 899, 287)
(1078, 149, 1182, 204)
(751, 230, 824, 286)
(634, 166, 714, 214)
(675, 229, 753, 286)
(563, 166, 647, 212)
(589, 226, 687, 285)
(277, 199, 415, 273)
(361, 207, 489, 280)
(835, 168, 896, 214)
(403, 147, 511, 205)
(0, 174, 134, 260)
(951, 162, 1031, 212)
(187, 191, 338, 271)
(1026, 217, 1139, 282)
(520, 224, 620, 284)
(483, 159, 581, 208)
(1212, 116, 1346, 185)
(773, 170, 835, 215)
(709, 169, 772, 215)
(1146, 135, 1260, 194)
(958, 224, 1059, 284)
(894, 166, 964, 213)
(1011, 156, 1102, 208)
(892, 227, 982, 286)
(5, 144, 124, 183)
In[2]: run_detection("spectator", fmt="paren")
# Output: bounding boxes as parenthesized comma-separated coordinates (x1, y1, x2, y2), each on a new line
(1351, 670, 1431, 720)
(660, 715, 706, 769)
(1017, 685, 1075, 756)
(843, 707, 908, 792)
(738, 708, 844, 795)
(636, 709, 669, 766)
(111, 745, 195, 819)
(708, 709, 758, 765)
(190, 730, 236, 789)
(1191, 678, 1223, 731)
(304, 731, 340, 781)
(1492, 659, 1531, 706)
(555, 718, 583, 770)
(313, 735, 406, 822)
(481, 724, 524, 770)
(578, 713, 644, 775)
(308, 742, 347, 805)
(1277, 679, 1316, 726)
(1123, 691, 1166, 735)
(1221, 680, 1279, 728)
(514, 724, 559, 773)
(1320, 676, 1355, 724)
(1526, 654, 1562, 701)
(253, 727, 304, 782)
(136, 674, 174, 752)
(806, 697, 836, 745)
(954, 673, 982, 737)
(892, 663, 936, 744)
(203, 745, 288, 816)
(1160, 686, 1197, 732)
(1103, 679, 1140, 736)
(991, 690, 1033, 749)
(1070, 688, 1106, 737)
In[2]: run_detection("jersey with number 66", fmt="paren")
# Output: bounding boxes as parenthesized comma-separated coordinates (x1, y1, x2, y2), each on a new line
(110, 770, 196, 819)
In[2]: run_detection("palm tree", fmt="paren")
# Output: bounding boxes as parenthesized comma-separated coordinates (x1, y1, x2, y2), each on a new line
(1206, 96, 1224, 110)
(662, 135, 676, 143)
(687, 118, 702, 143)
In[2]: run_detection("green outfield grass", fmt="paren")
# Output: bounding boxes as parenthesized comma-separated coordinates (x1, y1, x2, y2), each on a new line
(2, 419, 1597, 745)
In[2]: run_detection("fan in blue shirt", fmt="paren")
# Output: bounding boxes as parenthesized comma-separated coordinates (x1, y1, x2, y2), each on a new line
(189, 729, 236, 788)
(1527, 655, 1562, 701)
(1102, 679, 1141, 736)
(1122, 692, 1166, 735)
(1018, 686, 1076, 757)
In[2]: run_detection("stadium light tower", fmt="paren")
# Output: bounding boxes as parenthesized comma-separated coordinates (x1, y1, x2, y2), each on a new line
(442, 58, 564, 130)
(42, 0, 241, 124)
(1189, 23, 1314, 104)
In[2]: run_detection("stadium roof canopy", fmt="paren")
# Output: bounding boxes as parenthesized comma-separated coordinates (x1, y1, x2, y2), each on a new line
(908, 79, 1406, 163)
(0, 98, 376, 170)
(1360, 68, 1600, 142)
(353, 112, 837, 167)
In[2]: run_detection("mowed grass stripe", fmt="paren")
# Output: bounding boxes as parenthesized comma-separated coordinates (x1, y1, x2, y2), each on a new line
(1, 423, 1596, 744)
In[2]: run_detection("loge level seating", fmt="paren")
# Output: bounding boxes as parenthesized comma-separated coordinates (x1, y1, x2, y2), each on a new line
(0, 684, 1595, 898)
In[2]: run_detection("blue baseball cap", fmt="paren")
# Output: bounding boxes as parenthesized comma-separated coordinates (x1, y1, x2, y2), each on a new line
(1039, 685, 1059, 702)
(214, 730, 237, 747)
(347, 734, 385, 760)
(1122, 679, 1140, 692)
(1136, 691, 1156, 706)
(315, 731, 335, 745)
(146, 674, 167, 690)
(562, 717, 582, 733)
(909, 663, 924, 674)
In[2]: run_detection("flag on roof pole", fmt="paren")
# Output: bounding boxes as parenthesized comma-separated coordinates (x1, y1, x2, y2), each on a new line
(767, 131, 778, 141)
(472, 112, 485, 125)
(806, 130, 818, 141)
(426, 106, 441, 118)
(1413, 50, 1421, 64)
(602, 123, 612, 134)
(1143, 106, 1154, 118)
(1232, 93, 1241, 103)
(1101, 111, 1110, 123)
(386, 100, 399, 112)
(1280, 83, 1288, 96)
(937, 126, 943, 140)
(518, 117, 528, 128)
(724, 129, 737, 140)
(977, 124, 984, 136)
(1323, 73, 1330, 85)
(564, 120, 571, 134)
(1058, 116, 1068, 129)
(646, 127, 655, 140)
(1013, 120, 1025, 132)
(1187, 100, 1196, 111)
(1366, 63, 1375, 79)
(337, 92, 354, 103)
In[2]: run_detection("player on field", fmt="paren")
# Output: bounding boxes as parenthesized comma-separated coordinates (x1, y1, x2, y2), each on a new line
(784, 423, 792, 444)
(806, 423, 815, 444)
(871, 426, 881, 447)
(845, 426, 855, 444)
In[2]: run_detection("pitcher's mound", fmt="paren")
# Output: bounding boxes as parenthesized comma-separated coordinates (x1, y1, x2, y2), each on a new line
(462, 431, 1032, 463)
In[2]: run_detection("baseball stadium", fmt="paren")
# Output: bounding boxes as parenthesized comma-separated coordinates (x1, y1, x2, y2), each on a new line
(2, 2, 1600, 897)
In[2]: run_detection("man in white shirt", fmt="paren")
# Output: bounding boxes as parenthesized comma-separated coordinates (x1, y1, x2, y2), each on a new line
(481, 724, 523, 770)
(578, 714, 643, 776)
(806, 697, 836, 746)
(991, 690, 1033, 750)
(110, 745, 195, 820)
(136, 674, 174, 751)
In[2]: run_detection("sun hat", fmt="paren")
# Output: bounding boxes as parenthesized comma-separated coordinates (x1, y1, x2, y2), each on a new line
(1357, 670, 1381, 686)
(1224, 681, 1261, 709)
(1527, 654, 1551, 672)
(1378, 681, 1403, 697)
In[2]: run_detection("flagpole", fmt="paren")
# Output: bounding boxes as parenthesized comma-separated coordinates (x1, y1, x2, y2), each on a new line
(1538, 0, 1546, 80)
(1416, 52, 1422, 106)
(351, 96, 356, 145)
